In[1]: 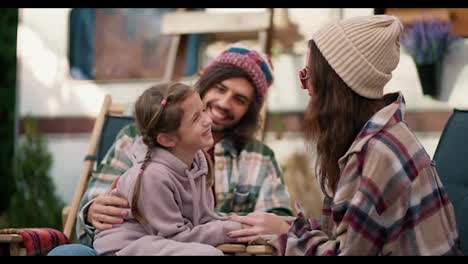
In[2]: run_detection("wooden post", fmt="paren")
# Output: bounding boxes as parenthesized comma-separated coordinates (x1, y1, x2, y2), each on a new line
(163, 35, 181, 82)
(265, 8, 275, 57)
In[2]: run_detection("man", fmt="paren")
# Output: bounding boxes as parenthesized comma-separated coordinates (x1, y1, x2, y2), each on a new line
(48, 45, 293, 255)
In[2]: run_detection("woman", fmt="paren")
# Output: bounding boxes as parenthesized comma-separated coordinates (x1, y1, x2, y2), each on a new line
(228, 15, 462, 256)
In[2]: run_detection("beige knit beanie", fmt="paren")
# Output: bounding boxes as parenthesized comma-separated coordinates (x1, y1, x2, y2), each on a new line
(311, 15, 404, 99)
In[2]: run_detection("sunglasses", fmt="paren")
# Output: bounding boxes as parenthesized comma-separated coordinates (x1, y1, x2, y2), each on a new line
(299, 66, 311, 89)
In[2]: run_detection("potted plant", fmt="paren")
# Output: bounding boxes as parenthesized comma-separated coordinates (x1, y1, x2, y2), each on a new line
(400, 18, 460, 97)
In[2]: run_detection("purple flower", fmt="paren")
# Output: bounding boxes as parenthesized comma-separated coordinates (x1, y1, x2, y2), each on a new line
(400, 18, 460, 65)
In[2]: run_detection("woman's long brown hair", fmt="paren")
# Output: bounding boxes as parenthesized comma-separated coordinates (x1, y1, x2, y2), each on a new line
(132, 82, 213, 224)
(303, 40, 386, 197)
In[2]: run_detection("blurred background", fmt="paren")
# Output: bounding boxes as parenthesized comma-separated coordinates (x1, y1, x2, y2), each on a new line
(1, 8, 468, 229)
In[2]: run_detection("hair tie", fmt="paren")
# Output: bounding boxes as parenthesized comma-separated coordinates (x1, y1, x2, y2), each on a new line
(161, 98, 167, 106)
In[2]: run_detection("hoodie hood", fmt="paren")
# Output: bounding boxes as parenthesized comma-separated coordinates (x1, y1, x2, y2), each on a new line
(130, 136, 208, 181)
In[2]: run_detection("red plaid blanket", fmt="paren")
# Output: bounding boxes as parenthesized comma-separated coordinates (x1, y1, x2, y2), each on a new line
(0, 228, 69, 256)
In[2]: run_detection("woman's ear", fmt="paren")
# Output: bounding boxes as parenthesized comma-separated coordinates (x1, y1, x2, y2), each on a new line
(156, 133, 177, 148)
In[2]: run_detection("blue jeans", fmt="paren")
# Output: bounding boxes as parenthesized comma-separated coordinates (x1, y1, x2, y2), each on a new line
(47, 244, 97, 256)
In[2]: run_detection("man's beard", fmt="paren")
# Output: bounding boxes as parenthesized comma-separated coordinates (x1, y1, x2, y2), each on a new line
(211, 122, 232, 132)
(206, 102, 235, 132)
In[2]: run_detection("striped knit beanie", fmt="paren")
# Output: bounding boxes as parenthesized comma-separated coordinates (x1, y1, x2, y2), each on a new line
(311, 15, 403, 99)
(205, 44, 274, 104)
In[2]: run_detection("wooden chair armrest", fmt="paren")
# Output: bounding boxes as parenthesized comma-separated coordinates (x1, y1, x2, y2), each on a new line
(0, 234, 23, 243)
(246, 244, 274, 255)
(216, 243, 246, 254)
(0, 234, 27, 256)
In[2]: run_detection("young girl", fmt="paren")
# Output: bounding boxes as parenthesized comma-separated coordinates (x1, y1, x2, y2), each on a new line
(93, 83, 242, 256)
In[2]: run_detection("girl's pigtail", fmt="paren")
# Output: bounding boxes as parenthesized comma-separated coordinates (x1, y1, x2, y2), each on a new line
(131, 136, 154, 224)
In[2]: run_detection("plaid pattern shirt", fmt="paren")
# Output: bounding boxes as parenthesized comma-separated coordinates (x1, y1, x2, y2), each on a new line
(76, 124, 293, 246)
(269, 93, 462, 256)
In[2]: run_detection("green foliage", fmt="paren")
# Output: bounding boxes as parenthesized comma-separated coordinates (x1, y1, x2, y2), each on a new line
(2, 117, 65, 230)
(270, 113, 286, 140)
(0, 8, 18, 212)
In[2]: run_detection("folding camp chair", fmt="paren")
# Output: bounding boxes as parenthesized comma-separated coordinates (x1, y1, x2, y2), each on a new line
(433, 109, 468, 255)
(0, 95, 129, 256)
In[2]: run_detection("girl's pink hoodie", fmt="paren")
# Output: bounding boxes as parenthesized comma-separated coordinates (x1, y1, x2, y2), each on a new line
(93, 137, 241, 255)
